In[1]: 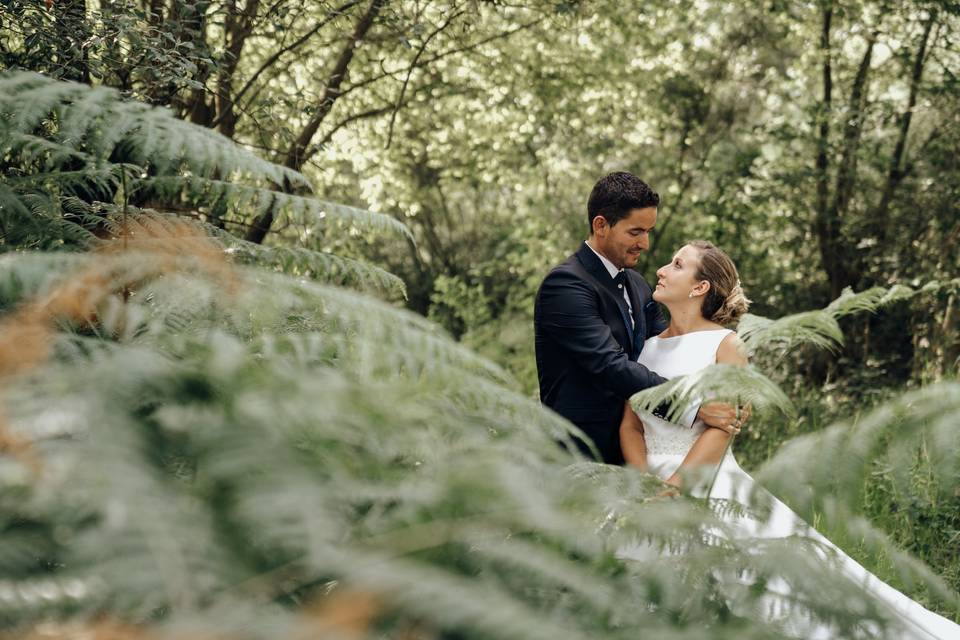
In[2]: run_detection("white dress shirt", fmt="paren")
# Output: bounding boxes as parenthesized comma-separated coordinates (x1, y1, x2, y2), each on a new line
(584, 241, 633, 326)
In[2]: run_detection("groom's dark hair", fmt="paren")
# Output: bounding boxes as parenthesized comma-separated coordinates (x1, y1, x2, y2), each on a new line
(587, 172, 660, 234)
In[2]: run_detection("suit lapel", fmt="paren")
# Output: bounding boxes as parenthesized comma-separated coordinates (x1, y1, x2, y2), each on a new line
(575, 243, 615, 289)
(575, 244, 635, 349)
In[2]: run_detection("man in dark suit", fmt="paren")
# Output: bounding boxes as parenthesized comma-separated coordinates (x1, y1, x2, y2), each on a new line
(534, 172, 735, 464)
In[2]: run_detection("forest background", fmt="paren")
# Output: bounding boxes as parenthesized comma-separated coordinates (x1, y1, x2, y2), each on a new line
(1, 0, 959, 637)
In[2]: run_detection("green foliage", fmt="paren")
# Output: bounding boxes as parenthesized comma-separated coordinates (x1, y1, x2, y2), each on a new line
(1, 4, 959, 636)
(756, 383, 960, 610)
(0, 72, 406, 296)
(427, 273, 492, 337)
(0, 72, 952, 630)
(862, 441, 960, 610)
(730, 332, 960, 615)
(2, 248, 958, 639)
(738, 282, 958, 357)
(319, 0, 957, 380)
(630, 364, 795, 424)
(0, 0, 215, 91)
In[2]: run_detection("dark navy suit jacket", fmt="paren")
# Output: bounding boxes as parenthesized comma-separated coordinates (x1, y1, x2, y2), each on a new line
(534, 242, 669, 464)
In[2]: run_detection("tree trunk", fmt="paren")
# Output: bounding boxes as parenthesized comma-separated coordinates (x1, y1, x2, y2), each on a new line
(282, 0, 386, 172)
(874, 11, 937, 242)
(829, 28, 878, 226)
(815, 8, 881, 299)
(245, 0, 386, 244)
(813, 3, 839, 298)
(215, 0, 261, 138)
(147, 0, 164, 24)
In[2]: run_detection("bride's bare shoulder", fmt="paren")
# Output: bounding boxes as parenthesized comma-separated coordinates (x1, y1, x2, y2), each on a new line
(716, 331, 748, 365)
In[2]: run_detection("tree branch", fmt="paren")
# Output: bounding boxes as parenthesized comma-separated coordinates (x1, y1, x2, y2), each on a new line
(874, 10, 938, 241)
(829, 26, 879, 223)
(385, 10, 466, 149)
(245, 0, 385, 243)
(221, 0, 363, 126)
(309, 82, 468, 155)
(283, 0, 386, 172)
(339, 18, 544, 98)
(815, 1, 832, 217)
(313, 104, 397, 150)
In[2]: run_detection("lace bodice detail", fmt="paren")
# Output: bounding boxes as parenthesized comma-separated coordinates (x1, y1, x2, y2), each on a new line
(636, 329, 733, 456)
(643, 419, 705, 456)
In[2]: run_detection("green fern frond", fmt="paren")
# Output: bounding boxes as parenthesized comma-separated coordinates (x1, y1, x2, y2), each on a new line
(825, 285, 922, 318)
(739, 282, 952, 357)
(758, 383, 960, 513)
(318, 545, 594, 640)
(3, 133, 92, 166)
(0, 250, 504, 386)
(825, 286, 890, 318)
(0, 72, 84, 135)
(0, 72, 309, 189)
(0, 188, 98, 251)
(3, 71, 958, 640)
(629, 364, 795, 423)
(0, 252, 89, 308)
(219, 235, 407, 297)
(755, 383, 960, 610)
(738, 310, 844, 354)
(2, 249, 948, 637)
(142, 177, 413, 241)
(838, 515, 960, 610)
(0, 575, 102, 623)
(1, 71, 411, 299)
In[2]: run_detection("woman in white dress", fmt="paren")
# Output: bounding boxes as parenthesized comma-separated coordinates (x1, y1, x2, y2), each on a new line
(618, 240, 960, 639)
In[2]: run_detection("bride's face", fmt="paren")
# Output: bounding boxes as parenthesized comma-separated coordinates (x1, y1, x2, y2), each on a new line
(653, 245, 707, 304)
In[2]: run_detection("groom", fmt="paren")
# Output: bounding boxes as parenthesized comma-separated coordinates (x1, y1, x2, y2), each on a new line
(534, 172, 735, 464)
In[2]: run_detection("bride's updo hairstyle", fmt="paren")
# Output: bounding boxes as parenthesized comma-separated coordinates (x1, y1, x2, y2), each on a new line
(689, 240, 751, 325)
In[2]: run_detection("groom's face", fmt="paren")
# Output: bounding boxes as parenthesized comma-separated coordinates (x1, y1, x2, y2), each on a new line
(597, 207, 658, 269)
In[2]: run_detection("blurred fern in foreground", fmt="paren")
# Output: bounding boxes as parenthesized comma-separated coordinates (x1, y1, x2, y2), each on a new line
(0, 229, 958, 640)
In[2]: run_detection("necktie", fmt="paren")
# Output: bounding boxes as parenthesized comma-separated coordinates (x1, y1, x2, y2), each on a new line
(613, 272, 634, 320)
(612, 272, 635, 348)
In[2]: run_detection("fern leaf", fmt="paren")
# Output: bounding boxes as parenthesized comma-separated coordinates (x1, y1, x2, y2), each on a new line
(629, 364, 795, 423)
(738, 310, 844, 354)
(0, 72, 310, 189)
(142, 176, 413, 241)
(825, 285, 921, 318)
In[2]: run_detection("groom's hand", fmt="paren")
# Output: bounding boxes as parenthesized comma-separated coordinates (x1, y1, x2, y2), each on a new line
(698, 402, 749, 434)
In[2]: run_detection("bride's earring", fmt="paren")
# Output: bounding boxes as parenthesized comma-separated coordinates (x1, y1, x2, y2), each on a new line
(688, 292, 694, 298)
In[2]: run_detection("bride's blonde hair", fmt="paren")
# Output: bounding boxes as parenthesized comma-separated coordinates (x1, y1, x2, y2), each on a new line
(688, 240, 751, 325)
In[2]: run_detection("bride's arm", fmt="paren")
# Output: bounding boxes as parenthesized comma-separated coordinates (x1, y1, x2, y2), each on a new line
(619, 400, 648, 469)
(665, 333, 748, 487)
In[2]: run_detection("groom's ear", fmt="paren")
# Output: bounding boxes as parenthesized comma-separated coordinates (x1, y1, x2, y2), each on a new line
(591, 215, 608, 237)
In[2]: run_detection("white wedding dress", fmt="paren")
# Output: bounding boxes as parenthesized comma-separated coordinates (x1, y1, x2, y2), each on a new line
(629, 329, 960, 639)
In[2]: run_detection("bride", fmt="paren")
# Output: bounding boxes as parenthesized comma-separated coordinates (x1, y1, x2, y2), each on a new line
(618, 240, 960, 639)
